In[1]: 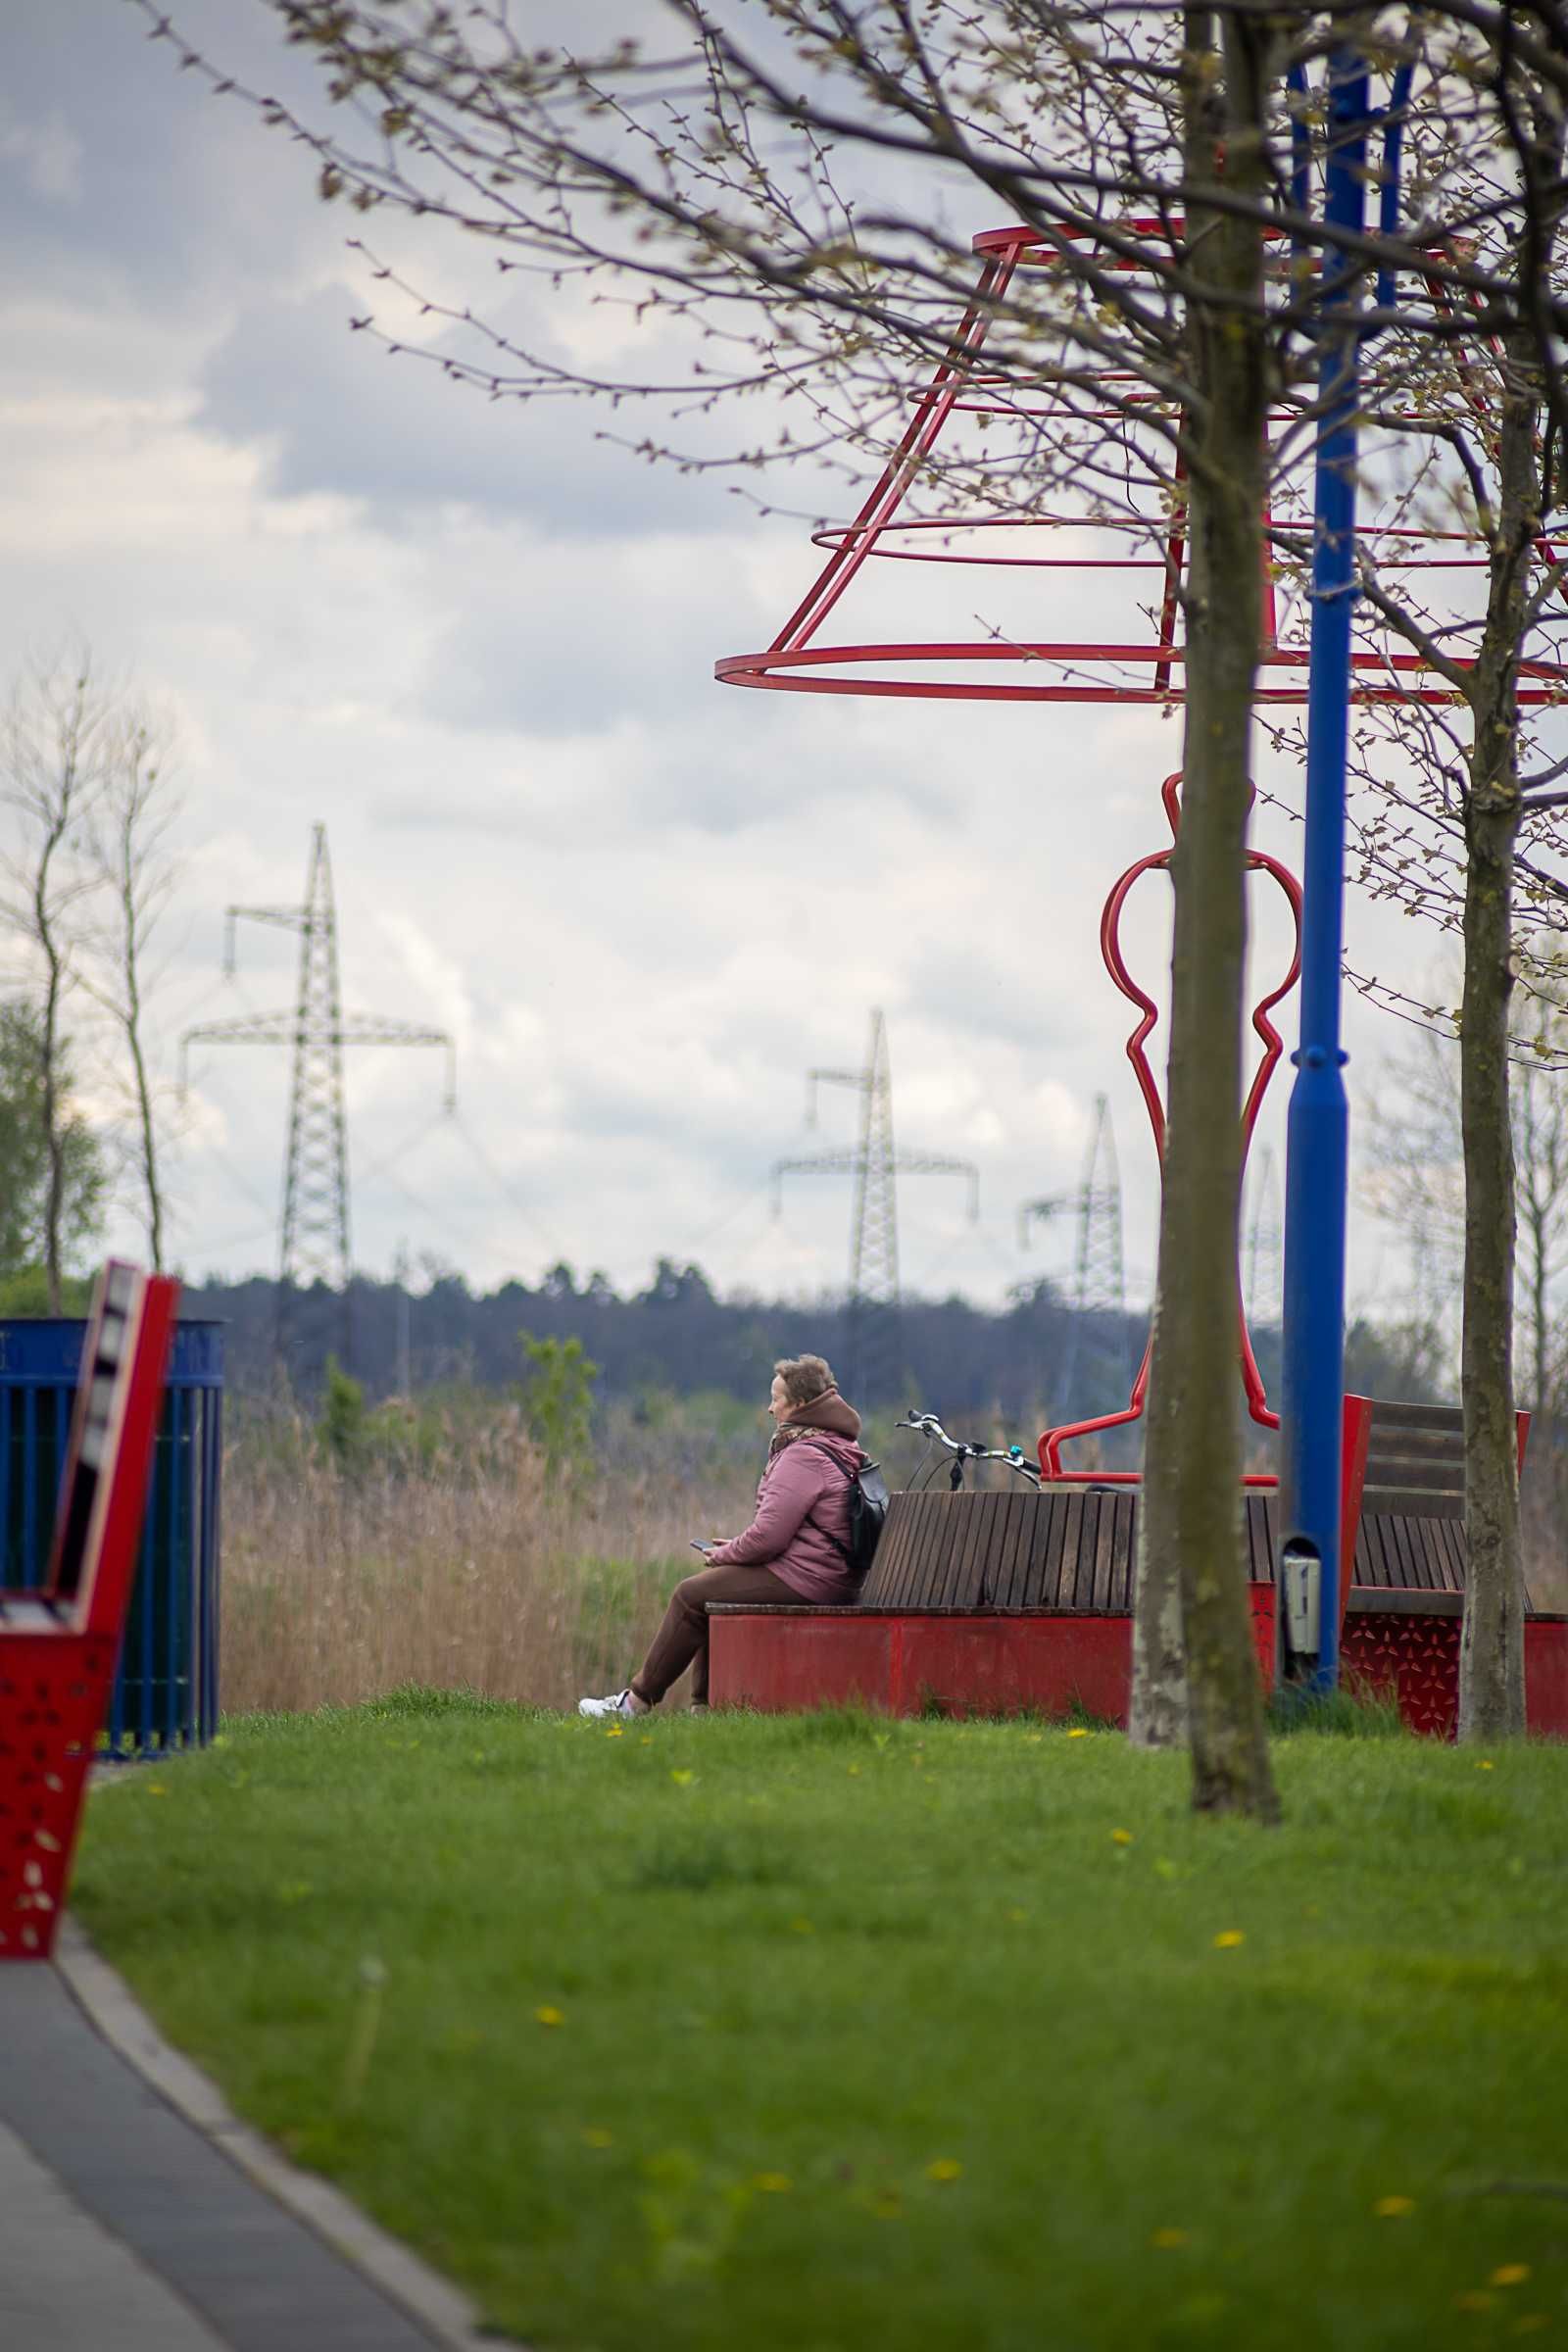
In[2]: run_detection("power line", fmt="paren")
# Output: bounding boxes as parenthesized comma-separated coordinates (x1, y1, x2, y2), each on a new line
(447, 1108, 567, 1265)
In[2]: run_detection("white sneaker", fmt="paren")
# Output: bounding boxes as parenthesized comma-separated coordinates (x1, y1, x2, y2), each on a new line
(578, 1688, 646, 1719)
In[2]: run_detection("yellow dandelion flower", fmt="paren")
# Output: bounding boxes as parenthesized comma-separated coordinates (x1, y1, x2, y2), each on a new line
(670, 1768, 696, 1786)
(1476, 1759, 1495, 1771)
(1212, 1930, 1246, 1950)
(753, 2173, 793, 2192)
(1456, 2291, 1496, 2313)
(1024, 1733, 1044, 1745)
(1491, 2266, 1531, 2287)
(1151, 2228, 1189, 2249)
(1373, 2196, 1416, 2218)
(605, 1727, 624, 1740)
(1007, 1907, 1027, 1922)
(847, 1765, 861, 1776)
(534, 2005, 565, 2028)
(582, 2128, 613, 2148)
(926, 2158, 963, 2183)
(1066, 1728, 1090, 1740)
(146, 1784, 168, 1796)
(1111, 1828, 1134, 1845)
(640, 1736, 653, 1745)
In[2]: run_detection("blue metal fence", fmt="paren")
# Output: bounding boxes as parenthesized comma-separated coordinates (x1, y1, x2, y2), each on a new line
(0, 1317, 224, 1752)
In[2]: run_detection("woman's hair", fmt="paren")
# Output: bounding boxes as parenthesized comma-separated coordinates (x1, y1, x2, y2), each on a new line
(773, 1353, 836, 1408)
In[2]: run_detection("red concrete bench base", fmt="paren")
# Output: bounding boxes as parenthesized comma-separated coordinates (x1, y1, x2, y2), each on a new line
(709, 1593, 1568, 1737)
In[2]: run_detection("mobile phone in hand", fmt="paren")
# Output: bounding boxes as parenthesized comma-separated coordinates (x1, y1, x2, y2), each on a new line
(690, 1540, 712, 1554)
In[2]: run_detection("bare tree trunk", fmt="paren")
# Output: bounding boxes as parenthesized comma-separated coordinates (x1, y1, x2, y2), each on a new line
(2, 656, 111, 1310)
(29, 753, 80, 1317)
(1457, 343, 1538, 1742)
(1133, 8, 1279, 1819)
(35, 850, 68, 1314)
(93, 718, 177, 1273)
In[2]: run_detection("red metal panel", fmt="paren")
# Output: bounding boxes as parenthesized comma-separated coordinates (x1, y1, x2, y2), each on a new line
(1342, 1610, 1459, 1739)
(711, 1607, 1277, 1724)
(0, 1633, 123, 1957)
(1525, 1619, 1568, 1738)
(1340, 1395, 1376, 1636)
(891, 1616, 1133, 1722)
(1249, 1583, 1278, 1686)
(0, 1267, 180, 1961)
(709, 1614, 894, 1713)
(714, 1596, 1564, 1739)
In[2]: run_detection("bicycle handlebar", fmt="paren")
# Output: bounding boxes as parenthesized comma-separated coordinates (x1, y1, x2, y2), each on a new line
(896, 1411, 1041, 1481)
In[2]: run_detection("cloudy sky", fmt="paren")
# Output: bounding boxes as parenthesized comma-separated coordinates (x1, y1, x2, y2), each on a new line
(3, 1, 1465, 1328)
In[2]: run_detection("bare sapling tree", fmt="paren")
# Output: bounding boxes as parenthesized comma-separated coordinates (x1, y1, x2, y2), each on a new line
(0, 652, 114, 1310)
(1132, 3, 1279, 1812)
(83, 705, 182, 1272)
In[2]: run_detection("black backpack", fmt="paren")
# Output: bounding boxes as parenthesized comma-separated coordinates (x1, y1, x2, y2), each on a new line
(808, 1444, 890, 1579)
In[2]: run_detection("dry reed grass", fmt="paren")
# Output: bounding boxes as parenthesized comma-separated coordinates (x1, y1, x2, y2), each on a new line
(218, 1399, 1568, 1716)
(221, 1421, 760, 1715)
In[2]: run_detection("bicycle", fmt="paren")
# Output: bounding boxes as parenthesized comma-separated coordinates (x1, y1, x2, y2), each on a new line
(894, 1409, 1044, 1494)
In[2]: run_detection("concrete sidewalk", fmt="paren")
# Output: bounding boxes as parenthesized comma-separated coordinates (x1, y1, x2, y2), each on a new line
(0, 1950, 488, 2352)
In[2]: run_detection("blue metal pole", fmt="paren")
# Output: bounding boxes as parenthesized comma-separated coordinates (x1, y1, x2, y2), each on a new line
(1280, 51, 1370, 1690)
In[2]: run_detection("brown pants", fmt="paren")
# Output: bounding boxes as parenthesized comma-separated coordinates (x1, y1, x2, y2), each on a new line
(631, 1561, 799, 1707)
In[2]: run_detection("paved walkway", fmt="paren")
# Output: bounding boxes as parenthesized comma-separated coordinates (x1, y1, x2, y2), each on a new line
(0, 1957, 474, 2352)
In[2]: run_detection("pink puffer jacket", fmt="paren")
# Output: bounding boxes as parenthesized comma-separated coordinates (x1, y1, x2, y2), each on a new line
(707, 1428, 868, 1601)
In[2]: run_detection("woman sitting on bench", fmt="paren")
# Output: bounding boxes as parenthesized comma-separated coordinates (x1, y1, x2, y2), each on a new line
(578, 1353, 867, 1717)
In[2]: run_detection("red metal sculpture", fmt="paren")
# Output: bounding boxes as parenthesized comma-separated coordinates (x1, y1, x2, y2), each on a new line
(716, 221, 1568, 708)
(0, 1263, 179, 1959)
(1037, 773, 1302, 1478)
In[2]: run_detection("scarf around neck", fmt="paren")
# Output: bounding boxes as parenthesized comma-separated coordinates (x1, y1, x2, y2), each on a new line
(768, 1385, 862, 1457)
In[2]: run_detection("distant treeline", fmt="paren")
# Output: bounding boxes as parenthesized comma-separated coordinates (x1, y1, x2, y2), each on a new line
(174, 1255, 1440, 1425)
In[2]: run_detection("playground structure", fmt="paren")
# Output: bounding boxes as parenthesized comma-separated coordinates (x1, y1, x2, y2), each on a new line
(711, 208, 1568, 1729)
(0, 1265, 180, 1958)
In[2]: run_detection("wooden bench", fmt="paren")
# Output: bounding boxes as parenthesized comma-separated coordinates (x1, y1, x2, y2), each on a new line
(709, 1401, 1568, 1732)
(708, 1485, 1280, 1718)
(1336, 1396, 1557, 1736)
(1341, 1395, 1531, 1615)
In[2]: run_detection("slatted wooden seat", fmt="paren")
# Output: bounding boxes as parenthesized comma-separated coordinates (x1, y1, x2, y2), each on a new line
(719, 1485, 1280, 1613)
(1342, 1396, 1533, 1615)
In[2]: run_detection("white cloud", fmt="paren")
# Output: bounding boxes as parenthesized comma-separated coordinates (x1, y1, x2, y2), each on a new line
(0, 0, 1507, 1347)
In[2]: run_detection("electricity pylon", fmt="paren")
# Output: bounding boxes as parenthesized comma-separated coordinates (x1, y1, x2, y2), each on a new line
(181, 823, 456, 1372)
(771, 1008, 978, 1404)
(1018, 1093, 1128, 1402)
(1244, 1143, 1284, 1333)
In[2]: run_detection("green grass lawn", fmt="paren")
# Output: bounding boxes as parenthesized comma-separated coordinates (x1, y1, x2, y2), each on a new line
(74, 1694, 1568, 2351)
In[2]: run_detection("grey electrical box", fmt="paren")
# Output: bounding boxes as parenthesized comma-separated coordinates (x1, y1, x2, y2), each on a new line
(1281, 1539, 1321, 1656)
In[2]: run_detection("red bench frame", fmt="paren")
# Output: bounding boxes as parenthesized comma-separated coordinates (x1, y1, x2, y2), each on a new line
(0, 1265, 179, 1958)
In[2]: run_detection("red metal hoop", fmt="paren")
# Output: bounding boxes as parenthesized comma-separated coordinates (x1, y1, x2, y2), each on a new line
(1037, 775, 1302, 1480)
(714, 221, 1568, 710)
